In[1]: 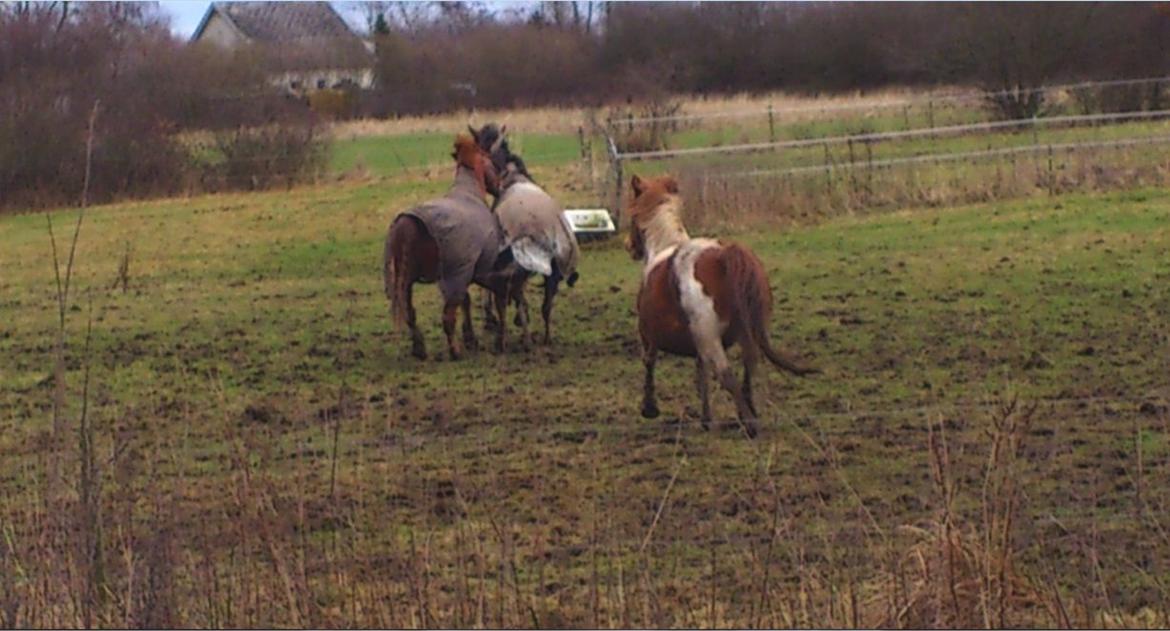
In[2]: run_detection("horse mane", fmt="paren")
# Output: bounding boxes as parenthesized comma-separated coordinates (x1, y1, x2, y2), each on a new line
(474, 123, 535, 185)
(628, 176, 689, 245)
(453, 133, 487, 194)
(640, 196, 689, 248)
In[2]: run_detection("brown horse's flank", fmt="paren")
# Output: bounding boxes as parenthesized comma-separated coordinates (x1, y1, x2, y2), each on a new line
(383, 133, 501, 360)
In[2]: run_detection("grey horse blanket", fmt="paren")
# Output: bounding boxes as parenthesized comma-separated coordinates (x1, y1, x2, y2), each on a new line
(401, 170, 505, 303)
(494, 171, 579, 280)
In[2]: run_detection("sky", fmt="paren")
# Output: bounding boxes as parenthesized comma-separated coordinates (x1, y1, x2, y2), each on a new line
(159, 1, 372, 39)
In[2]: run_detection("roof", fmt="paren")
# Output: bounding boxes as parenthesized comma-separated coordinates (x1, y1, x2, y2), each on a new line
(193, 2, 357, 43)
(192, 2, 372, 70)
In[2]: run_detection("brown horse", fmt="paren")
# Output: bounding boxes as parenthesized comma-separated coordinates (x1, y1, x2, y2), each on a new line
(626, 174, 818, 437)
(383, 134, 512, 360)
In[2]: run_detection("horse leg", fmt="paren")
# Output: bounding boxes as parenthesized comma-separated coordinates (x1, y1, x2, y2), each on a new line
(742, 341, 760, 418)
(482, 288, 500, 333)
(493, 286, 508, 353)
(641, 341, 660, 419)
(442, 298, 463, 360)
(511, 274, 532, 350)
(541, 277, 559, 345)
(695, 358, 711, 430)
(461, 293, 478, 351)
(693, 321, 758, 438)
(405, 282, 426, 360)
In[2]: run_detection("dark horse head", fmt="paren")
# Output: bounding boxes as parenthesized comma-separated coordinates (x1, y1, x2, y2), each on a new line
(468, 123, 534, 184)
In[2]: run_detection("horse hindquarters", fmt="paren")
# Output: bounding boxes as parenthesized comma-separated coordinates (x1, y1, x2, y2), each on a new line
(718, 243, 817, 376)
(385, 215, 439, 359)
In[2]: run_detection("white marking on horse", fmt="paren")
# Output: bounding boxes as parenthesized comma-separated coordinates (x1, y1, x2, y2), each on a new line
(673, 239, 730, 373)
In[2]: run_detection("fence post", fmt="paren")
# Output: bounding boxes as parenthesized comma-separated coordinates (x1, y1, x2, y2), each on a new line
(865, 139, 874, 200)
(847, 138, 858, 203)
(607, 134, 623, 229)
(927, 99, 935, 129)
(1053, 143, 1062, 197)
(579, 124, 595, 192)
(823, 142, 833, 201)
(768, 104, 776, 144)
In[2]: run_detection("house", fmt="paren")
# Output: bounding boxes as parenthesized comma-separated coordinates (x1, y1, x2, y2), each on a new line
(191, 2, 374, 95)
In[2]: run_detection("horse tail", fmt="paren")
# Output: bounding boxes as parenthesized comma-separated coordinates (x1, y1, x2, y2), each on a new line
(722, 243, 818, 376)
(384, 216, 411, 329)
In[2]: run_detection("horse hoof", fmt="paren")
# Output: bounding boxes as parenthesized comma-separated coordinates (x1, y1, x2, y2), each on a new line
(742, 421, 759, 439)
(641, 404, 660, 419)
(700, 419, 711, 431)
(464, 337, 479, 352)
(448, 347, 462, 361)
(411, 346, 427, 360)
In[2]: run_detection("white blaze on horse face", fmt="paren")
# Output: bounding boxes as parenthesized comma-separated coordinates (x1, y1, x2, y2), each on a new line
(673, 239, 731, 374)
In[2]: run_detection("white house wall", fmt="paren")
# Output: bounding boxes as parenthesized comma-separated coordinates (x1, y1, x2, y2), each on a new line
(270, 68, 375, 94)
(198, 12, 247, 48)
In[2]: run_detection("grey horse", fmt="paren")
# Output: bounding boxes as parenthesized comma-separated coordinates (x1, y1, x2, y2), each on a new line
(471, 124, 580, 346)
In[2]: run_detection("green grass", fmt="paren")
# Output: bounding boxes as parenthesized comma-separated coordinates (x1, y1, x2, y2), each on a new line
(330, 131, 582, 176)
(2, 175, 1170, 626)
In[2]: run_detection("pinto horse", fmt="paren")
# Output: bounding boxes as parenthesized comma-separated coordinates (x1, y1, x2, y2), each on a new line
(383, 134, 512, 360)
(626, 174, 818, 437)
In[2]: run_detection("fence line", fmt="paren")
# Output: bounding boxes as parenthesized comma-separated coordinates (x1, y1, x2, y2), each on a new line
(612, 75, 1170, 127)
(616, 108, 1170, 161)
(710, 133, 1170, 179)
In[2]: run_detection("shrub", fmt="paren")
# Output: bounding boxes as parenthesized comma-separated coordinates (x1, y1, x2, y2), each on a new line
(309, 89, 357, 120)
(208, 119, 329, 192)
(0, 5, 333, 212)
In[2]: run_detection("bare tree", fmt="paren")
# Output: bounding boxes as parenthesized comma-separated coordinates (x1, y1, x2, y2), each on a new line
(947, 3, 1099, 118)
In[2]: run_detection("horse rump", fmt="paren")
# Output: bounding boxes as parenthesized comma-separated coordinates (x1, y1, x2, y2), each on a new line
(384, 214, 428, 328)
(721, 243, 819, 376)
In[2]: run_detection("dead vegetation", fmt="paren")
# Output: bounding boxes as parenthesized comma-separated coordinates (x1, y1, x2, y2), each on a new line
(673, 143, 1170, 232)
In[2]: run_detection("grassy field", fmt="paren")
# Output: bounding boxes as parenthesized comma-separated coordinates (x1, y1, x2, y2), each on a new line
(2, 160, 1170, 626)
(331, 132, 584, 177)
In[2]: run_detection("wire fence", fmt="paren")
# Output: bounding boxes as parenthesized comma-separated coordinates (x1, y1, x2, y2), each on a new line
(599, 77, 1170, 221)
(615, 109, 1170, 161)
(716, 133, 1170, 180)
(611, 75, 1170, 127)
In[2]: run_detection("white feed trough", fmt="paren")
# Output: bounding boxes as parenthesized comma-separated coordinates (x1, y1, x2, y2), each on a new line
(563, 208, 616, 242)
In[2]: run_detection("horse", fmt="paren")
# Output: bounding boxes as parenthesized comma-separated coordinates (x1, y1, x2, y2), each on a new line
(470, 124, 580, 346)
(625, 174, 818, 438)
(383, 133, 514, 360)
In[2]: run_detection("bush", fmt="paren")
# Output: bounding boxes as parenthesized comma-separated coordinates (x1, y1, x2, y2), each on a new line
(207, 119, 329, 191)
(309, 89, 357, 120)
(607, 95, 684, 154)
(0, 5, 332, 212)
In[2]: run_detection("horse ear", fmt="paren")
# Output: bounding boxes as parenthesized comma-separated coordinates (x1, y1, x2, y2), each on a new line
(631, 174, 645, 197)
(468, 125, 479, 142)
(664, 177, 679, 194)
(499, 124, 507, 138)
